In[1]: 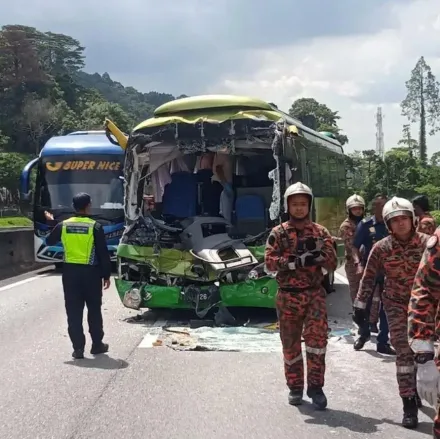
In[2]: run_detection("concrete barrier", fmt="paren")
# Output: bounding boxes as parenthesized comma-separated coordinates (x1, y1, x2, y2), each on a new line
(0, 227, 48, 279)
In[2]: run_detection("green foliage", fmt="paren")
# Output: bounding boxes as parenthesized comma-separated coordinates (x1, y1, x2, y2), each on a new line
(0, 153, 32, 192)
(0, 217, 32, 227)
(0, 24, 182, 202)
(431, 211, 440, 225)
(289, 98, 348, 145)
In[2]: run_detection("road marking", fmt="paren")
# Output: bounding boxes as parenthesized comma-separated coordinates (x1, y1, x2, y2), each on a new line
(138, 334, 160, 348)
(334, 272, 349, 285)
(0, 274, 49, 292)
(138, 319, 169, 348)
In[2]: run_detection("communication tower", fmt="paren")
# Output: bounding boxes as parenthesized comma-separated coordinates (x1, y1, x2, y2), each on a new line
(375, 107, 384, 158)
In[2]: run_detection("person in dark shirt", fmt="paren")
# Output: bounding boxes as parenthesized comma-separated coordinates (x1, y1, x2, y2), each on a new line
(45, 193, 112, 359)
(352, 193, 395, 355)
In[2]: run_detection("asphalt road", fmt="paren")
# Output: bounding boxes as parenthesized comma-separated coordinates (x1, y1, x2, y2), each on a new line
(0, 267, 436, 439)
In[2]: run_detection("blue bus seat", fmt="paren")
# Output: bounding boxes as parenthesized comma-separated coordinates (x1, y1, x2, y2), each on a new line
(234, 194, 266, 236)
(162, 171, 198, 218)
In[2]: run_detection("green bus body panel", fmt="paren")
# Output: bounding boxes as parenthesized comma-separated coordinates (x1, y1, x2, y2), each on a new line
(154, 94, 274, 116)
(115, 277, 278, 309)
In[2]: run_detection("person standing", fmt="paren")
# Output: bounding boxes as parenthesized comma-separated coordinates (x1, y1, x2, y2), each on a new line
(353, 197, 428, 429)
(352, 193, 395, 355)
(412, 195, 437, 235)
(45, 193, 112, 359)
(339, 194, 365, 303)
(265, 182, 337, 409)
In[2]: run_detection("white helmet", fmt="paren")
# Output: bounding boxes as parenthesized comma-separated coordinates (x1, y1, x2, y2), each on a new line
(346, 194, 365, 211)
(283, 182, 313, 212)
(382, 196, 416, 229)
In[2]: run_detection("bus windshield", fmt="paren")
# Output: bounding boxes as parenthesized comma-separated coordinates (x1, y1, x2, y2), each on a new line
(38, 154, 124, 220)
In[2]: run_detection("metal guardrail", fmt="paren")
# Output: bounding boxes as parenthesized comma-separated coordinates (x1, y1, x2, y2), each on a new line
(0, 207, 22, 217)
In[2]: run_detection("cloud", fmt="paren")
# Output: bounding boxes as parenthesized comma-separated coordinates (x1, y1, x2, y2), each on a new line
(216, 0, 440, 155)
(2, 0, 440, 155)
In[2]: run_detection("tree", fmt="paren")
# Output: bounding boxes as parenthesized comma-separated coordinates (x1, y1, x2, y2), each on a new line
(80, 100, 133, 132)
(0, 152, 31, 192)
(289, 98, 348, 145)
(0, 23, 185, 205)
(401, 56, 440, 163)
(397, 124, 419, 157)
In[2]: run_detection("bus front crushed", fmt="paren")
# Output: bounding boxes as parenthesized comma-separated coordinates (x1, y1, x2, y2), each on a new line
(114, 94, 347, 317)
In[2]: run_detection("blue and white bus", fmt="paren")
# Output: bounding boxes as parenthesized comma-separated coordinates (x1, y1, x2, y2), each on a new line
(20, 131, 125, 264)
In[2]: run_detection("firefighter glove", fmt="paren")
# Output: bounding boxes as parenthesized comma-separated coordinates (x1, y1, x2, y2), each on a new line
(416, 360, 439, 407)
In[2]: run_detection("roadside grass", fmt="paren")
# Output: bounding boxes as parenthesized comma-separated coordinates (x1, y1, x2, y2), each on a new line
(0, 216, 32, 227)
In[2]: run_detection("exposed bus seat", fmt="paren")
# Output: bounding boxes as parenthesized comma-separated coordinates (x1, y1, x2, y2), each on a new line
(162, 171, 198, 219)
(234, 194, 266, 236)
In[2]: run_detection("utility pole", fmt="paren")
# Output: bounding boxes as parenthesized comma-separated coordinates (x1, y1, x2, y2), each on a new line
(375, 107, 385, 159)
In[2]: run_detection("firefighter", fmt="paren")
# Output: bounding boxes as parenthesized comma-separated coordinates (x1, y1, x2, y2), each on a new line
(264, 182, 337, 409)
(412, 195, 437, 235)
(44, 193, 112, 359)
(352, 193, 395, 355)
(353, 197, 428, 428)
(408, 226, 440, 438)
(339, 194, 365, 303)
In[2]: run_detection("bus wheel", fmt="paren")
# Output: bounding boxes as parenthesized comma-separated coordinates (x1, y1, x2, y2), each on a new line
(54, 262, 63, 272)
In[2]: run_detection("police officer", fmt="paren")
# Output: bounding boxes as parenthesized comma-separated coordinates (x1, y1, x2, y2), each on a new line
(352, 193, 395, 355)
(45, 193, 112, 359)
(265, 182, 337, 409)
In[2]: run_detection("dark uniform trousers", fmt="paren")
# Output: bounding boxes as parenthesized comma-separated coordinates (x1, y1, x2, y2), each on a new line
(62, 265, 104, 350)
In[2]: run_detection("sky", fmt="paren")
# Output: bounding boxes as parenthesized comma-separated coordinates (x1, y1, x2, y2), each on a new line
(2, 0, 440, 156)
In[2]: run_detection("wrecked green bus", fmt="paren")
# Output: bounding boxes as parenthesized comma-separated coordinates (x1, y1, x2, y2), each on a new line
(107, 95, 348, 317)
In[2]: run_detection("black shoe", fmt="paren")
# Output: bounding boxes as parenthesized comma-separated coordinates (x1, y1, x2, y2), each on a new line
(369, 323, 379, 333)
(377, 343, 396, 355)
(402, 396, 418, 429)
(288, 390, 303, 406)
(307, 387, 328, 410)
(354, 336, 369, 351)
(72, 349, 84, 359)
(90, 343, 109, 355)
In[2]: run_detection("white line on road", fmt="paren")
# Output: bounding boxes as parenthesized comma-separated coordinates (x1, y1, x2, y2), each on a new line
(138, 319, 169, 348)
(0, 274, 49, 292)
(334, 272, 349, 285)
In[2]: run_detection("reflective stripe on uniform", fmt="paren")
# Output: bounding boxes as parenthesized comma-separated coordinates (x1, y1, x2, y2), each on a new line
(284, 353, 303, 366)
(409, 339, 435, 354)
(305, 346, 326, 355)
(396, 365, 415, 374)
(61, 216, 96, 265)
(353, 299, 367, 309)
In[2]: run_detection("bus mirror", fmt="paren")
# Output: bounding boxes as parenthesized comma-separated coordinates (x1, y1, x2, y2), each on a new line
(21, 190, 33, 203)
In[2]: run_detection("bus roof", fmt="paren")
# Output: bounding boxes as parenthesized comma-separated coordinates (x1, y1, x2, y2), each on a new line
(40, 132, 124, 157)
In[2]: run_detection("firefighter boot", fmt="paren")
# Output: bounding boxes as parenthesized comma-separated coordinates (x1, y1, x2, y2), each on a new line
(307, 387, 328, 410)
(288, 390, 303, 406)
(401, 396, 418, 429)
(72, 349, 84, 359)
(415, 390, 422, 408)
(354, 336, 369, 351)
(90, 343, 109, 355)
